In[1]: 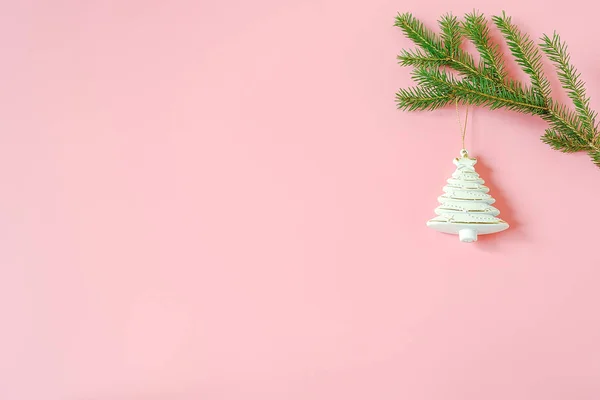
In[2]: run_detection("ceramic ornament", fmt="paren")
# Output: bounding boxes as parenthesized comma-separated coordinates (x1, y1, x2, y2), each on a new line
(426, 149, 509, 243)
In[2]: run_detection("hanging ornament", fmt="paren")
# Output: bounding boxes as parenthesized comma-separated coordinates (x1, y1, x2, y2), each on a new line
(426, 103, 509, 243)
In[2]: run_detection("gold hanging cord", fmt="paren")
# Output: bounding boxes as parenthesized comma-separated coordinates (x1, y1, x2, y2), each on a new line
(455, 98, 469, 157)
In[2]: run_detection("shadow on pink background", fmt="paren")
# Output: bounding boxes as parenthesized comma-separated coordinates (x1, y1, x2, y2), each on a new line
(1, 0, 600, 399)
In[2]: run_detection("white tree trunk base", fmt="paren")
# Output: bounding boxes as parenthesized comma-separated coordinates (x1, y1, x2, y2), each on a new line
(459, 228, 477, 243)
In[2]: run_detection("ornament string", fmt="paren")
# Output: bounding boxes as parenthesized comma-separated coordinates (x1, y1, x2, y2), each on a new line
(455, 99, 469, 157)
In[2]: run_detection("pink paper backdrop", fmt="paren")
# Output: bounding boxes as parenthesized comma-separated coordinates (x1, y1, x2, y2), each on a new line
(2, 0, 600, 399)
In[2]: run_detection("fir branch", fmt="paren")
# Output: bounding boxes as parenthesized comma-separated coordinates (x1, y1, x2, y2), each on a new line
(394, 11, 600, 168)
(396, 86, 454, 111)
(395, 13, 479, 79)
(540, 33, 597, 139)
(543, 102, 584, 138)
(439, 13, 462, 57)
(397, 48, 448, 68)
(589, 150, 600, 168)
(542, 101, 600, 155)
(541, 100, 591, 152)
(395, 13, 446, 58)
(492, 12, 552, 101)
(411, 67, 458, 91)
(410, 68, 546, 114)
(541, 128, 588, 153)
(446, 51, 479, 78)
(461, 11, 506, 81)
(455, 76, 546, 114)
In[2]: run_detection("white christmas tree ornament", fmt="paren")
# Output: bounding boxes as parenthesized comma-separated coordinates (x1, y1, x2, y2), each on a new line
(427, 149, 509, 243)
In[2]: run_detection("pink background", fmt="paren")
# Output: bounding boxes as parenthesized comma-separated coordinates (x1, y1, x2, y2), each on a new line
(2, 0, 600, 399)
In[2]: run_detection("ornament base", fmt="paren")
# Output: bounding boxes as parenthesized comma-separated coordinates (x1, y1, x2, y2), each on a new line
(459, 229, 478, 243)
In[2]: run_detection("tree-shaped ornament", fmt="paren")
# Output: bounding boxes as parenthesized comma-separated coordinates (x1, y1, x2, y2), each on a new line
(426, 149, 509, 242)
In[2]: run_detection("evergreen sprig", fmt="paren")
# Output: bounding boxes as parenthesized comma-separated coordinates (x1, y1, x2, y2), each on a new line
(540, 33, 597, 138)
(440, 13, 462, 57)
(395, 11, 600, 168)
(492, 12, 552, 101)
(395, 86, 454, 111)
(395, 13, 446, 58)
(461, 11, 506, 81)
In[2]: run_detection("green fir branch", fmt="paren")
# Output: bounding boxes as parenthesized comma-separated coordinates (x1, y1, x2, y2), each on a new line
(542, 101, 600, 153)
(395, 11, 600, 169)
(454, 75, 546, 114)
(397, 48, 448, 68)
(394, 13, 446, 58)
(407, 68, 545, 114)
(439, 13, 462, 57)
(396, 86, 455, 111)
(543, 102, 584, 137)
(461, 11, 506, 81)
(542, 128, 588, 153)
(540, 33, 597, 138)
(492, 12, 552, 101)
(411, 67, 458, 91)
(395, 12, 480, 79)
(588, 150, 600, 168)
(446, 51, 479, 78)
